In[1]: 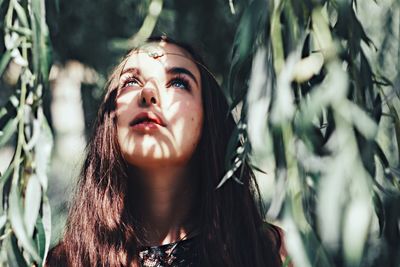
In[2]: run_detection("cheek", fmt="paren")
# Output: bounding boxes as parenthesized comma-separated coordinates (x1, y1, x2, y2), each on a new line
(115, 93, 136, 149)
(116, 92, 137, 121)
(172, 103, 203, 152)
(189, 113, 203, 146)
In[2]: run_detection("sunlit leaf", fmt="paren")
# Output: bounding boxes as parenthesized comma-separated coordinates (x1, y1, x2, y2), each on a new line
(0, 107, 6, 119)
(41, 196, 51, 261)
(11, 0, 29, 28)
(317, 157, 347, 251)
(270, 52, 298, 124)
(246, 47, 273, 151)
(8, 26, 33, 37)
(9, 185, 41, 262)
(7, 234, 29, 267)
(343, 197, 373, 266)
(34, 112, 53, 191)
(311, 7, 335, 59)
(24, 175, 42, 237)
(293, 52, 324, 83)
(343, 100, 378, 140)
(270, 2, 285, 74)
(282, 214, 313, 267)
(267, 167, 286, 219)
(0, 117, 18, 147)
(217, 156, 243, 188)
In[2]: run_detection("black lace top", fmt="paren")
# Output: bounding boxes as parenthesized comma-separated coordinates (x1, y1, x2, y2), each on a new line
(138, 236, 199, 267)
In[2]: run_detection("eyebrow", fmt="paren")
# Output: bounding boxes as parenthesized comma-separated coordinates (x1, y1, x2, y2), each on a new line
(166, 67, 199, 87)
(120, 67, 141, 77)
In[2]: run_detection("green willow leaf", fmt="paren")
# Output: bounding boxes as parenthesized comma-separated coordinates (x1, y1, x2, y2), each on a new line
(24, 175, 42, 237)
(249, 163, 267, 174)
(227, 0, 269, 104)
(41, 196, 51, 262)
(0, 97, 19, 131)
(344, 99, 378, 140)
(282, 256, 292, 267)
(0, 49, 12, 77)
(390, 167, 400, 180)
(387, 103, 400, 161)
(373, 191, 384, 236)
(224, 125, 240, 169)
(7, 234, 29, 267)
(30, 0, 52, 83)
(9, 185, 41, 263)
(282, 215, 312, 267)
(0, 163, 14, 188)
(0, 214, 7, 231)
(11, 0, 29, 28)
(35, 112, 53, 191)
(55, 0, 60, 13)
(30, 0, 40, 77)
(271, 0, 285, 74)
(0, 117, 18, 147)
(216, 157, 242, 189)
(35, 217, 46, 263)
(8, 26, 33, 37)
(373, 141, 392, 180)
(343, 197, 373, 267)
(372, 94, 382, 123)
(0, 107, 6, 119)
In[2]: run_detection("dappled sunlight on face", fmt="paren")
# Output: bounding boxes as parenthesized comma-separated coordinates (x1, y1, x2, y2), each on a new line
(115, 42, 203, 169)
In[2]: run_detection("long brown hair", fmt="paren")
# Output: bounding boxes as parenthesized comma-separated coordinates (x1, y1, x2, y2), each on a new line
(46, 36, 282, 267)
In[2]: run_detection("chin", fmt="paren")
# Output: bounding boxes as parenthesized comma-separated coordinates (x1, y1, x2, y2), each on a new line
(127, 151, 198, 169)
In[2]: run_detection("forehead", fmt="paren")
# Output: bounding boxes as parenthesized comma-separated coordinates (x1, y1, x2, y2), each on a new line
(122, 42, 200, 79)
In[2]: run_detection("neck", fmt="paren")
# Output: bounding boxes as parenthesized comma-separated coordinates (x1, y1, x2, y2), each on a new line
(130, 165, 198, 246)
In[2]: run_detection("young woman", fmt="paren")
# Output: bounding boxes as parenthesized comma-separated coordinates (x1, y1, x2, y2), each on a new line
(46, 36, 283, 267)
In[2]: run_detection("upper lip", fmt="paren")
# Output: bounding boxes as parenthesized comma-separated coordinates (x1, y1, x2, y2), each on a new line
(129, 111, 166, 127)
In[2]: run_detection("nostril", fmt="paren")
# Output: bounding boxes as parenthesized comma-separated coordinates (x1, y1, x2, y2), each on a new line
(150, 97, 156, 104)
(141, 97, 146, 105)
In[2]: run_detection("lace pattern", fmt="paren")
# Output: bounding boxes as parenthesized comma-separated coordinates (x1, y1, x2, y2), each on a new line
(138, 237, 198, 267)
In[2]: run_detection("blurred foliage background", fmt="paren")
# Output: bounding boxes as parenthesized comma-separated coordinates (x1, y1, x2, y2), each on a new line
(0, 0, 400, 266)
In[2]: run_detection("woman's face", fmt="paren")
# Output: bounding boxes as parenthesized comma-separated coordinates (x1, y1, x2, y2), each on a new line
(116, 42, 203, 169)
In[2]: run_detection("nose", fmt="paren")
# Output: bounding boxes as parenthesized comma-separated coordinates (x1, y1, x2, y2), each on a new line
(138, 86, 159, 106)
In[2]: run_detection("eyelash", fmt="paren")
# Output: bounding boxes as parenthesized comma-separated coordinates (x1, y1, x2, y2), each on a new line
(167, 75, 191, 91)
(121, 74, 192, 91)
(121, 76, 142, 88)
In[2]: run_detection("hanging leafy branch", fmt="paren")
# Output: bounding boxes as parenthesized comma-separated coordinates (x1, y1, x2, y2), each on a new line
(222, 0, 400, 266)
(0, 0, 52, 266)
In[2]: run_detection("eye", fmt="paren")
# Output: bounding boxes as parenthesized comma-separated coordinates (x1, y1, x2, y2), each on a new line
(121, 76, 142, 88)
(124, 78, 141, 87)
(168, 77, 191, 91)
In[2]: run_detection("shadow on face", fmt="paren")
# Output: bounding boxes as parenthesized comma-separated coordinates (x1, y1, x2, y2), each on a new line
(115, 42, 204, 170)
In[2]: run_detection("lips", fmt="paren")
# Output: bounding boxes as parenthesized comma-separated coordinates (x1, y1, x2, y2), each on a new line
(129, 112, 166, 127)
